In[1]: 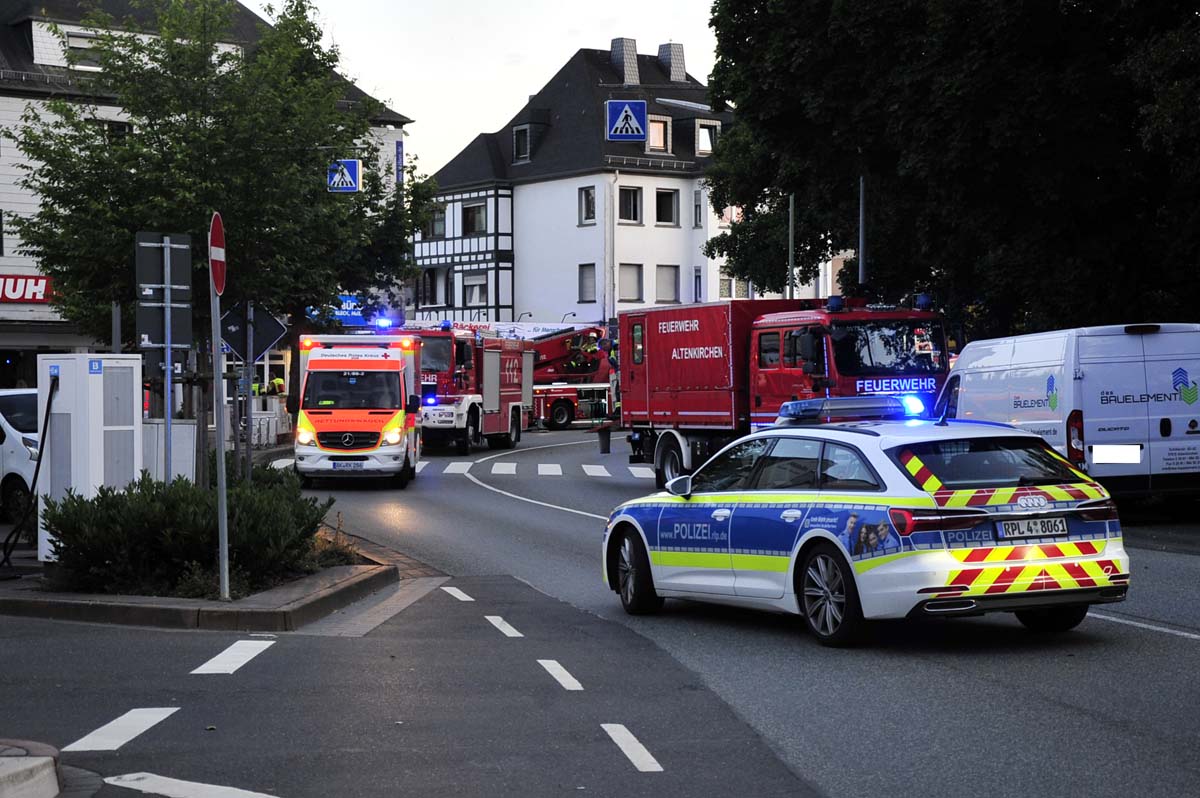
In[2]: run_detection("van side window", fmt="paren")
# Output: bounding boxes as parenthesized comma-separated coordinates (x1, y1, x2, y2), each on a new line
(758, 332, 780, 368)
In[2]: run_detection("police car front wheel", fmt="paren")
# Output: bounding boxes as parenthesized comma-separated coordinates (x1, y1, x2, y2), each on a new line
(617, 530, 663, 615)
(799, 543, 863, 647)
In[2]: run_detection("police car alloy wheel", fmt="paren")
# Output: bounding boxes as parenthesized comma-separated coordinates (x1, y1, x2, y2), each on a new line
(617, 530, 664, 615)
(799, 543, 863, 646)
(1015, 605, 1089, 634)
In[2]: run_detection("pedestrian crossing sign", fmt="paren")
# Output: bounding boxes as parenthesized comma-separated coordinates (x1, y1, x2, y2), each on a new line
(327, 159, 361, 193)
(605, 100, 648, 142)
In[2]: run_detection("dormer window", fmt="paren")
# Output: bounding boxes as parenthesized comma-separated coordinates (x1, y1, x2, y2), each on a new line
(513, 125, 531, 163)
(696, 121, 720, 155)
(646, 115, 672, 154)
(66, 32, 102, 72)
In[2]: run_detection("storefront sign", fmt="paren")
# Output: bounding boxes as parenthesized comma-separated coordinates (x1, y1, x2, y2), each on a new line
(0, 275, 51, 303)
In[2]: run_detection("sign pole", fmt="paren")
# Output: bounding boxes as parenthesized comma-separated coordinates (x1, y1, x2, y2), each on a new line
(209, 212, 230, 601)
(244, 302, 254, 482)
(162, 234, 174, 482)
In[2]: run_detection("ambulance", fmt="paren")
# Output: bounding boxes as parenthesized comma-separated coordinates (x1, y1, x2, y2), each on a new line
(294, 335, 422, 487)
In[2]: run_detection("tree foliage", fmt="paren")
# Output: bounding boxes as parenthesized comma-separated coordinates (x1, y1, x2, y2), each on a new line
(8, 0, 434, 345)
(705, 1, 1200, 337)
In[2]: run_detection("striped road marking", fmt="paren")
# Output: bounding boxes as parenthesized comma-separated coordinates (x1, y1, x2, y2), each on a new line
(443, 462, 472, 474)
(601, 723, 663, 772)
(485, 615, 524, 638)
(538, 659, 583, 691)
(105, 772, 276, 797)
(628, 466, 655, 479)
(190, 640, 275, 675)
(63, 708, 180, 752)
(538, 463, 563, 476)
(491, 462, 517, 475)
(440, 586, 474, 602)
(582, 464, 611, 477)
(415, 461, 428, 473)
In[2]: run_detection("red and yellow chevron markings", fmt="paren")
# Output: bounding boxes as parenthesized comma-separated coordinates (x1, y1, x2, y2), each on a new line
(931, 482, 1107, 507)
(898, 450, 943, 491)
(942, 541, 1123, 596)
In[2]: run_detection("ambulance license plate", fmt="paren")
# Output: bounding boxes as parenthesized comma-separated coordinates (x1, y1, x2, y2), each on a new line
(332, 462, 364, 470)
(996, 517, 1069, 539)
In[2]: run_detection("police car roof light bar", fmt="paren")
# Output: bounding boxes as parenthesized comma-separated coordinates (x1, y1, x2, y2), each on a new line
(775, 395, 914, 426)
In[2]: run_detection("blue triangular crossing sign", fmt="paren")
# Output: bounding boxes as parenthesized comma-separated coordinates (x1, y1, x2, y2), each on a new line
(606, 100, 648, 142)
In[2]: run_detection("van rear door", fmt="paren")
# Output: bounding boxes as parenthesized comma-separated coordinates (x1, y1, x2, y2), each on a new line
(1140, 327, 1200, 492)
(1079, 331, 1151, 490)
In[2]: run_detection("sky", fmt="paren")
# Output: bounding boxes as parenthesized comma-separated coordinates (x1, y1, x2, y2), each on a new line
(244, 0, 718, 176)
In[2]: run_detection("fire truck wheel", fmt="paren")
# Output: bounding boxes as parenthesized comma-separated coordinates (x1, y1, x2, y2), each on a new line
(547, 401, 573, 430)
(654, 436, 684, 490)
(487, 412, 520, 450)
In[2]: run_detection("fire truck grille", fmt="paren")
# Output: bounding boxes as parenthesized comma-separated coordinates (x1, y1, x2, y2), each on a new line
(317, 432, 380, 450)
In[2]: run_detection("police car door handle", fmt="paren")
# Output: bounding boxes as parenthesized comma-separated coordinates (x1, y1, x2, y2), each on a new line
(780, 509, 804, 522)
(710, 509, 731, 522)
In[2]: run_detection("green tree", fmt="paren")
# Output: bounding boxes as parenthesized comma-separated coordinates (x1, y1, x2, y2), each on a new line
(705, 1, 1200, 338)
(8, 0, 433, 368)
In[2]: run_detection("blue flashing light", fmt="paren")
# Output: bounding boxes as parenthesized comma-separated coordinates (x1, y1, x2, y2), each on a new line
(375, 317, 393, 329)
(424, 395, 438, 406)
(440, 320, 453, 331)
(900, 394, 926, 416)
(776, 395, 910, 426)
(826, 295, 845, 312)
(915, 292, 934, 311)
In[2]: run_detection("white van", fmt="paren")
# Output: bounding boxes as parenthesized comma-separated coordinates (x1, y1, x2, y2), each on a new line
(934, 324, 1200, 497)
(0, 389, 38, 521)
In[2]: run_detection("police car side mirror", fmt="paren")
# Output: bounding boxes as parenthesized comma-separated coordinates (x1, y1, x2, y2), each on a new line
(405, 394, 421, 414)
(665, 475, 692, 498)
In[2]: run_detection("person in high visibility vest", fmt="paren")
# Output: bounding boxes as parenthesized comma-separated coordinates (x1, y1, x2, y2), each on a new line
(267, 377, 285, 396)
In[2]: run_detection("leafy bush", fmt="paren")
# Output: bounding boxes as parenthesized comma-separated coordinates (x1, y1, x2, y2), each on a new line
(42, 467, 335, 597)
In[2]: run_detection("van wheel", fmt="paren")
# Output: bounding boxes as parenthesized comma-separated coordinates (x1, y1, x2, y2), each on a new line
(548, 401, 573, 430)
(395, 457, 411, 490)
(654, 436, 684, 490)
(616, 530, 663, 615)
(1015, 605, 1089, 633)
(1, 477, 32, 524)
(798, 542, 863, 647)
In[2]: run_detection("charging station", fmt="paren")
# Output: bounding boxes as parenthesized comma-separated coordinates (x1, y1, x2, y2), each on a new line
(36, 354, 143, 562)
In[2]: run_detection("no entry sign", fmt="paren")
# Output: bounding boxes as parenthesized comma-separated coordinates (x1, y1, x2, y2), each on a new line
(209, 212, 226, 296)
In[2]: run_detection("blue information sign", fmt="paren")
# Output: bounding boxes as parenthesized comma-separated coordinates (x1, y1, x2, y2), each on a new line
(88, 358, 103, 375)
(605, 100, 648, 142)
(395, 140, 404, 185)
(327, 159, 361, 193)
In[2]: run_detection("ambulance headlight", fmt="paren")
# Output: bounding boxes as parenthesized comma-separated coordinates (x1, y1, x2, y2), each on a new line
(296, 428, 315, 446)
(383, 428, 403, 446)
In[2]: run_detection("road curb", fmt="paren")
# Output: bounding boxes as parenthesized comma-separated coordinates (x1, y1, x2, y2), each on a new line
(0, 740, 60, 798)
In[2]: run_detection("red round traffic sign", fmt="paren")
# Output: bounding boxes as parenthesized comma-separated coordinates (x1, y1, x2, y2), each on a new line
(209, 212, 226, 296)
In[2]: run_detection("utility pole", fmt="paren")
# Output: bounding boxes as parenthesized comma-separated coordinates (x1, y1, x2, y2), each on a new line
(787, 193, 795, 300)
(858, 175, 867, 286)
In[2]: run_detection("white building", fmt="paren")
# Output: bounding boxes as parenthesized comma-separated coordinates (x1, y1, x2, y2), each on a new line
(0, 1, 409, 388)
(413, 39, 763, 325)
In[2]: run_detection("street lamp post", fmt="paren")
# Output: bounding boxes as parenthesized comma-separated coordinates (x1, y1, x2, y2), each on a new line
(517, 312, 533, 322)
(561, 312, 576, 324)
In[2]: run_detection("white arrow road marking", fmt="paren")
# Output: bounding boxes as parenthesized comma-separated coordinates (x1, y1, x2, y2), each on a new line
(440, 586, 474, 602)
(491, 462, 517, 475)
(63, 708, 179, 752)
(582, 464, 611, 477)
(628, 466, 655, 479)
(538, 463, 563, 476)
(485, 615, 523, 638)
(602, 723, 663, 772)
(444, 462, 472, 474)
(538, 659, 583, 691)
(190, 640, 275, 675)
(105, 772, 276, 797)
(415, 461, 428, 473)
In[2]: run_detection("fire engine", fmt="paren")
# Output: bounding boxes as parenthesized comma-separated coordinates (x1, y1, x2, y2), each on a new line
(528, 326, 614, 429)
(416, 324, 533, 453)
(620, 297, 949, 487)
(295, 335, 423, 487)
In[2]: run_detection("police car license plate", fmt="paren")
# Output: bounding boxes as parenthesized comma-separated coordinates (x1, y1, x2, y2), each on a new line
(997, 517, 1069, 539)
(332, 462, 364, 470)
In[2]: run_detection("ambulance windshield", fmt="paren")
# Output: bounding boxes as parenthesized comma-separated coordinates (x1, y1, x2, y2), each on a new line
(830, 321, 947, 376)
(302, 371, 402, 409)
(421, 338, 453, 373)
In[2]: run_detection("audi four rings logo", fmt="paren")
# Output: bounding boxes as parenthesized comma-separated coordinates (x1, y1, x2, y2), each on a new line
(342, 433, 356, 447)
(1017, 495, 1048, 509)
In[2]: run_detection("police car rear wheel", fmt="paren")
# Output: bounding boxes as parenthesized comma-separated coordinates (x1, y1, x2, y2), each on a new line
(617, 531, 663, 615)
(1015, 605, 1089, 634)
(799, 544, 862, 646)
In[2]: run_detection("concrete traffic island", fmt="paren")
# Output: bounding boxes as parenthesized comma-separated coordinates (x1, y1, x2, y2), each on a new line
(0, 740, 60, 798)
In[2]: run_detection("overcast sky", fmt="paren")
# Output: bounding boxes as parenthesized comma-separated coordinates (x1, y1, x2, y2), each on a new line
(244, 0, 717, 177)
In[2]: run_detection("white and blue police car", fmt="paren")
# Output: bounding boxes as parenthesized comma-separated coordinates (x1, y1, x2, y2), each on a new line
(602, 397, 1129, 646)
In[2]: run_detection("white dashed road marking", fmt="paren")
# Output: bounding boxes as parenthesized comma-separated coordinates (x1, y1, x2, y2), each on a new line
(441, 586, 474, 602)
(491, 462, 517, 475)
(1091, 612, 1200, 641)
(538, 659, 583, 691)
(63, 708, 180, 752)
(443, 462, 472, 474)
(538, 463, 563, 476)
(485, 615, 524, 638)
(602, 724, 663, 772)
(628, 466, 655, 479)
(105, 772, 276, 797)
(415, 461, 428, 473)
(190, 640, 275, 675)
(582, 464, 611, 477)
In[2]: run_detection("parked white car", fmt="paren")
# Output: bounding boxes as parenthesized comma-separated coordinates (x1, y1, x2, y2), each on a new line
(934, 323, 1200, 497)
(0, 389, 38, 522)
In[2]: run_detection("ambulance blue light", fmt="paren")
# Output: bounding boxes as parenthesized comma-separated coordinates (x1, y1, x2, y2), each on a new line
(900, 394, 925, 416)
(374, 317, 393, 329)
(440, 320, 453, 330)
(826, 296, 845, 312)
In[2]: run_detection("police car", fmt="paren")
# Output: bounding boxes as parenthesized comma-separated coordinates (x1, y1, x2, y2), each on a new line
(602, 397, 1130, 646)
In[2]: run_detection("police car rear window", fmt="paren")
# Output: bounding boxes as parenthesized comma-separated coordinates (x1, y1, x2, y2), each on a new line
(889, 437, 1080, 491)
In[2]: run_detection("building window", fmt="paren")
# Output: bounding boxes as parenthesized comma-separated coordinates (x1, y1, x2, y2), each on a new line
(647, 116, 671, 154)
(718, 205, 741, 228)
(464, 273, 488, 306)
(693, 190, 703, 228)
(578, 263, 596, 303)
(578, 186, 596, 225)
(618, 263, 643, 302)
(697, 122, 719, 155)
(618, 187, 641, 223)
(419, 270, 437, 305)
(424, 207, 446, 239)
(719, 277, 732, 298)
(655, 189, 679, 226)
(656, 265, 679, 303)
(734, 278, 750, 299)
(694, 267, 702, 302)
(463, 203, 487, 236)
(513, 125, 530, 162)
(67, 32, 102, 71)
(444, 271, 455, 308)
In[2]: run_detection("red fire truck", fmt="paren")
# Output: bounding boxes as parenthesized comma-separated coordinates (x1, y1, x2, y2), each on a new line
(417, 326, 533, 453)
(529, 326, 615, 429)
(620, 297, 949, 486)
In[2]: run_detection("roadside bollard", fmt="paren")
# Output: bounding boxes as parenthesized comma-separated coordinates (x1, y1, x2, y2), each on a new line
(597, 424, 612, 454)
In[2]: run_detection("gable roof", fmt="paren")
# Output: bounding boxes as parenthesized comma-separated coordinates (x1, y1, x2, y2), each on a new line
(434, 47, 732, 191)
(0, 0, 410, 126)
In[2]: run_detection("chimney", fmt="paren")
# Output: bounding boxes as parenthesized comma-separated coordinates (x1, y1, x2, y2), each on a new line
(657, 42, 686, 82)
(610, 37, 639, 85)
